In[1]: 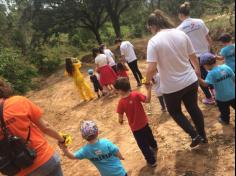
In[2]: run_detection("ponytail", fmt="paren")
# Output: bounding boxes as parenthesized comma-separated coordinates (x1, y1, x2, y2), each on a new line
(147, 9, 175, 30)
(179, 2, 191, 16)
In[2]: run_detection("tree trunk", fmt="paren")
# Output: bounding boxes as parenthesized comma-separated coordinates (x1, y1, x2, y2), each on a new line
(158, 0, 161, 9)
(92, 28, 102, 44)
(111, 15, 121, 38)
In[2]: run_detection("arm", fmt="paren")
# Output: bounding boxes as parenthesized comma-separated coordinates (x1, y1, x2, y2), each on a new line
(115, 151, 125, 160)
(216, 55, 224, 61)
(34, 118, 65, 143)
(199, 78, 209, 87)
(118, 114, 124, 125)
(145, 85, 152, 103)
(61, 147, 77, 160)
(189, 53, 201, 78)
(206, 34, 212, 50)
(146, 62, 157, 89)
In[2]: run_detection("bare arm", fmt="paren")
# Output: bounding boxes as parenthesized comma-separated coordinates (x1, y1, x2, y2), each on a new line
(206, 34, 212, 50)
(199, 78, 209, 87)
(34, 118, 65, 143)
(189, 53, 201, 78)
(61, 147, 77, 160)
(146, 62, 157, 86)
(216, 55, 224, 61)
(118, 114, 124, 125)
(145, 86, 152, 103)
(115, 151, 125, 160)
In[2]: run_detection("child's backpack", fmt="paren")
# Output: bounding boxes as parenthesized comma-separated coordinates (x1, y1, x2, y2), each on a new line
(0, 103, 36, 176)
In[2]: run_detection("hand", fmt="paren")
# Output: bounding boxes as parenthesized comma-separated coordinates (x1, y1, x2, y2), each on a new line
(144, 82, 152, 90)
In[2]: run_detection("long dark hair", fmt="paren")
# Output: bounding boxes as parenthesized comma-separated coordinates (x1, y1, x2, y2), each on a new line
(65, 58, 74, 77)
(117, 63, 128, 72)
(179, 2, 191, 16)
(92, 48, 100, 58)
(0, 79, 13, 99)
(147, 9, 174, 30)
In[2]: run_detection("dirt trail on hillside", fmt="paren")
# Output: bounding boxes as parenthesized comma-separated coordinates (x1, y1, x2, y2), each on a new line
(27, 61, 235, 176)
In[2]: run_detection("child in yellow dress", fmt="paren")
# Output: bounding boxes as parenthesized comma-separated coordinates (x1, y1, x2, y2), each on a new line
(65, 58, 95, 101)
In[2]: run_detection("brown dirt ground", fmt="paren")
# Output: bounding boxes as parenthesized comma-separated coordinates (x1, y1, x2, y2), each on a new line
(26, 59, 235, 176)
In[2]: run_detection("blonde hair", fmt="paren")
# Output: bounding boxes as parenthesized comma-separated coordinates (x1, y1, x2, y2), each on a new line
(147, 9, 175, 30)
(179, 2, 191, 16)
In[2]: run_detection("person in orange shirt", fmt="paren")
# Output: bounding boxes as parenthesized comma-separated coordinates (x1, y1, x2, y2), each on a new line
(0, 79, 65, 176)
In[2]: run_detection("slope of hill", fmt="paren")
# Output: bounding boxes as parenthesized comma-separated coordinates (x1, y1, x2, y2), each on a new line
(27, 58, 235, 176)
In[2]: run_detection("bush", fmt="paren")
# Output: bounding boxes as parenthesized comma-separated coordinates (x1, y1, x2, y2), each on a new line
(0, 48, 37, 94)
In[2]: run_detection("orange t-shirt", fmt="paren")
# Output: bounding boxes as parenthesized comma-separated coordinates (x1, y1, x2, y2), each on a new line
(0, 96, 54, 176)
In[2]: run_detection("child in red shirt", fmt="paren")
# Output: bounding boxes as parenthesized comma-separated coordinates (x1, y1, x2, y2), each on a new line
(115, 78, 158, 167)
(116, 63, 129, 78)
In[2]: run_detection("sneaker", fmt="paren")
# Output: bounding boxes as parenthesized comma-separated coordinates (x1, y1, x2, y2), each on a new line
(147, 162, 157, 168)
(161, 108, 167, 112)
(200, 136, 208, 144)
(202, 98, 215, 105)
(190, 135, 202, 148)
(218, 118, 230, 125)
(137, 83, 142, 87)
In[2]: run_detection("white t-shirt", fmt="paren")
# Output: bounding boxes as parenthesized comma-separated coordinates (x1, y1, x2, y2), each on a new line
(95, 54, 109, 67)
(104, 49, 116, 67)
(120, 41, 137, 63)
(147, 29, 198, 94)
(177, 18, 209, 57)
(153, 73, 163, 96)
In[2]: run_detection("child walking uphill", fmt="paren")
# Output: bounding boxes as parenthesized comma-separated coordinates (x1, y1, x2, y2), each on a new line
(117, 63, 129, 78)
(199, 53, 235, 125)
(115, 78, 158, 167)
(218, 34, 235, 73)
(60, 120, 127, 176)
(88, 69, 103, 98)
(65, 58, 95, 101)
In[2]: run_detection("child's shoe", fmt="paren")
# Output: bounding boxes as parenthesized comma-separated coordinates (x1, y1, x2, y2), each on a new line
(147, 162, 157, 168)
(202, 98, 215, 105)
(190, 135, 202, 148)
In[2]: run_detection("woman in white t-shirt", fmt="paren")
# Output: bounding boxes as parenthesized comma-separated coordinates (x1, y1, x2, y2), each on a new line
(177, 2, 215, 105)
(93, 48, 117, 93)
(100, 44, 117, 72)
(145, 10, 207, 148)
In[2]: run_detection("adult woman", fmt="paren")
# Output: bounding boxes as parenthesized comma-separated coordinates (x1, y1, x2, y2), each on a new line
(0, 79, 65, 176)
(177, 2, 215, 105)
(93, 48, 117, 93)
(145, 10, 207, 148)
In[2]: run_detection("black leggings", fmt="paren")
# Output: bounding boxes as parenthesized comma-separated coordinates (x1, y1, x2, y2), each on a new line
(158, 96, 166, 110)
(200, 61, 213, 99)
(128, 60, 143, 84)
(164, 82, 206, 139)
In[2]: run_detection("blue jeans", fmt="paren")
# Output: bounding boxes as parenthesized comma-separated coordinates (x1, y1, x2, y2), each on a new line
(28, 152, 63, 176)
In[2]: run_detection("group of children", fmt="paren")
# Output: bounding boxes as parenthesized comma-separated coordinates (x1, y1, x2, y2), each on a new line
(62, 33, 235, 176)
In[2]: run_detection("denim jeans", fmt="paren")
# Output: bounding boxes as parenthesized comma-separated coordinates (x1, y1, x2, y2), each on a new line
(28, 152, 63, 176)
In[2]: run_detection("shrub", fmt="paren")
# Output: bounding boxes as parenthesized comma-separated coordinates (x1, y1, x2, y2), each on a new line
(0, 48, 37, 94)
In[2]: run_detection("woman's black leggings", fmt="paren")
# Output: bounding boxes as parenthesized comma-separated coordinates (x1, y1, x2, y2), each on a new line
(163, 82, 206, 139)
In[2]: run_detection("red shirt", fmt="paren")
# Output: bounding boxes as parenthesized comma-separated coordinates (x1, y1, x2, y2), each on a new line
(117, 91, 148, 132)
(117, 70, 129, 78)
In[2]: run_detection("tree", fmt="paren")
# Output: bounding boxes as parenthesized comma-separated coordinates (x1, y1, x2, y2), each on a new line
(103, 0, 130, 38)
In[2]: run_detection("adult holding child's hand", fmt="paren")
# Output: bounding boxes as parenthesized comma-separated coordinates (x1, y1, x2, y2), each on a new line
(0, 79, 64, 176)
(145, 10, 207, 148)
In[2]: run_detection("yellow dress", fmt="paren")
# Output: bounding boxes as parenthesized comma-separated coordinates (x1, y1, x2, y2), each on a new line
(66, 62, 95, 101)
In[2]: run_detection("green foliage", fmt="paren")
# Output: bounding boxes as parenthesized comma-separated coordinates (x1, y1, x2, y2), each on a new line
(0, 48, 37, 94)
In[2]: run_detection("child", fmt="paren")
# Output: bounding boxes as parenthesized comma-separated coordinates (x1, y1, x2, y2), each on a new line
(60, 120, 127, 176)
(115, 78, 158, 167)
(65, 58, 95, 101)
(218, 34, 235, 73)
(199, 53, 235, 125)
(153, 72, 166, 112)
(88, 69, 103, 98)
(116, 63, 129, 78)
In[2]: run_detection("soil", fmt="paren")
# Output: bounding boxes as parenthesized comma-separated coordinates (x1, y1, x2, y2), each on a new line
(26, 60, 235, 176)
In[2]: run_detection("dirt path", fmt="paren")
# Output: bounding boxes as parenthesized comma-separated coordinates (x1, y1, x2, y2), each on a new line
(28, 61, 235, 176)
